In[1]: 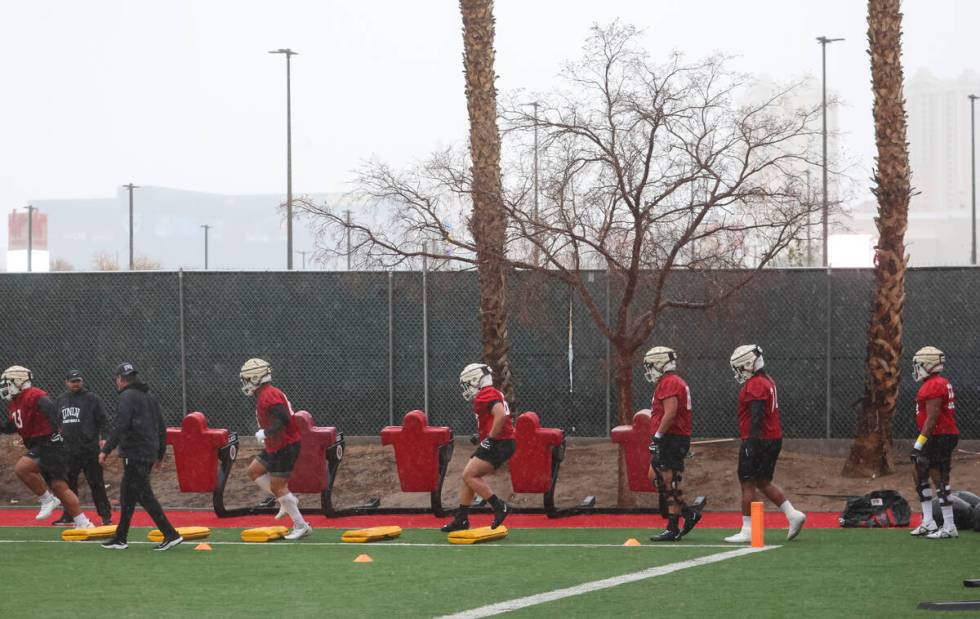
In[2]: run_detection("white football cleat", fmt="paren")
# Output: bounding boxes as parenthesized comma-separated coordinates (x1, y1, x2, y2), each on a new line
(285, 523, 312, 540)
(275, 502, 287, 520)
(787, 510, 806, 541)
(35, 496, 62, 521)
(724, 530, 751, 543)
(910, 521, 938, 536)
(74, 519, 95, 529)
(926, 527, 958, 539)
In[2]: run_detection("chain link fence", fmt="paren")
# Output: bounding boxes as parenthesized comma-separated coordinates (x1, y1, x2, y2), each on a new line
(0, 268, 976, 439)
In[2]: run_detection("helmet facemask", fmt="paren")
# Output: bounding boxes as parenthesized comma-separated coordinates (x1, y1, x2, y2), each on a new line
(239, 358, 272, 396)
(459, 363, 492, 401)
(0, 366, 32, 402)
(912, 347, 944, 382)
(642, 347, 677, 383)
(730, 346, 764, 384)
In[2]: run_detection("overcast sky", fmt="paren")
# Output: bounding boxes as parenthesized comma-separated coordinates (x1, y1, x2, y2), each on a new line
(1, 0, 977, 241)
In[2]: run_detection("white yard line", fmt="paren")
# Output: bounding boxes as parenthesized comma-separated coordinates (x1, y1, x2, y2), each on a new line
(437, 546, 776, 619)
(0, 539, 742, 549)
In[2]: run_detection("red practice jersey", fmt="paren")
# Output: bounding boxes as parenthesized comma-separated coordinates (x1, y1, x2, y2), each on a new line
(650, 372, 692, 436)
(737, 373, 782, 440)
(255, 384, 301, 453)
(7, 386, 55, 444)
(473, 386, 516, 441)
(915, 374, 958, 435)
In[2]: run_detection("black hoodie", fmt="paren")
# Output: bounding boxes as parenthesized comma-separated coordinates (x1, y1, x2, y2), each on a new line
(57, 388, 107, 455)
(101, 382, 166, 463)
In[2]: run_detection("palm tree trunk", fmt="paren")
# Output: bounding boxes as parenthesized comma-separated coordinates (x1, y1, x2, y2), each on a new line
(842, 0, 911, 477)
(460, 0, 514, 403)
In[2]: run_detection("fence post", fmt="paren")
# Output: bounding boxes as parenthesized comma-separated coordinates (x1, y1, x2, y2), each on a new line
(422, 247, 429, 414)
(178, 269, 188, 416)
(605, 266, 611, 435)
(825, 267, 833, 439)
(388, 271, 394, 426)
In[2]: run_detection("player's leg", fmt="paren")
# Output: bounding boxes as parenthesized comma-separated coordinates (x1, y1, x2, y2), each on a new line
(40, 441, 91, 526)
(129, 461, 181, 549)
(54, 453, 83, 525)
(725, 441, 757, 542)
(105, 462, 138, 547)
(467, 440, 514, 529)
(441, 475, 476, 532)
(911, 445, 938, 536)
(754, 439, 805, 540)
(262, 444, 308, 540)
(926, 436, 959, 539)
(81, 453, 112, 524)
(15, 454, 64, 520)
(651, 469, 683, 541)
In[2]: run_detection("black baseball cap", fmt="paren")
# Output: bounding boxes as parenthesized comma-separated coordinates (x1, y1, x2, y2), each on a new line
(114, 362, 138, 377)
(65, 370, 83, 381)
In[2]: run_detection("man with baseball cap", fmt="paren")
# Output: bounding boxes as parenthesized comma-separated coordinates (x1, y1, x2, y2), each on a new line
(52, 370, 112, 526)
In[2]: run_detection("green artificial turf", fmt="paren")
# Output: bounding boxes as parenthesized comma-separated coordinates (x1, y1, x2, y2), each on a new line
(0, 527, 976, 618)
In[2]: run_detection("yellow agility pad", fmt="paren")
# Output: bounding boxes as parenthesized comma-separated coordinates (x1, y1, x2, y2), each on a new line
(341, 526, 403, 543)
(448, 526, 508, 545)
(241, 526, 289, 543)
(62, 525, 118, 541)
(147, 526, 211, 542)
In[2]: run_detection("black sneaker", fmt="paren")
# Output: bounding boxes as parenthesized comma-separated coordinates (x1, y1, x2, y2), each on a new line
(491, 501, 509, 529)
(101, 516, 113, 526)
(101, 539, 128, 550)
(153, 536, 184, 551)
(441, 518, 470, 533)
(51, 514, 74, 527)
(680, 508, 703, 538)
(650, 529, 682, 542)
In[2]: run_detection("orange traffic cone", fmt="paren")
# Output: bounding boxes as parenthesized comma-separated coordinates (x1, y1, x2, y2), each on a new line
(354, 554, 373, 563)
(195, 543, 212, 551)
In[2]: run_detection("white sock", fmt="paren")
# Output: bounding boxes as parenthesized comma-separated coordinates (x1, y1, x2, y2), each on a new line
(779, 500, 795, 516)
(921, 499, 934, 524)
(279, 493, 306, 528)
(73, 513, 91, 526)
(941, 505, 955, 530)
(40, 490, 54, 502)
(254, 474, 272, 493)
(741, 515, 752, 532)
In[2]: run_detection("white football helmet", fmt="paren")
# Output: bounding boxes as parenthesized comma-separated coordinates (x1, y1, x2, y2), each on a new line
(459, 363, 493, 401)
(912, 346, 944, 382)
(240, 358, 272, 396)
(730, 345, 764, 384)
(0, 365, 32, 401)
(642, 346, 677, 383)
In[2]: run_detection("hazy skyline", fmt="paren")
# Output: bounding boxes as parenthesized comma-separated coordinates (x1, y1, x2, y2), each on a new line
(2, 1, 978, 255)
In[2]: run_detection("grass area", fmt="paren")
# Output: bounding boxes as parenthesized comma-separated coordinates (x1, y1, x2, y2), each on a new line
(0, 526, 976, 618)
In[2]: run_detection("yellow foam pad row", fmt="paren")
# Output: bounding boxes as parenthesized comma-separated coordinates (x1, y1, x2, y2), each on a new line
(241, 526, 289, 543)
(448, 525, 508, 545)
(62, 525, 118, 541)
(341, 526, 403, 543)
(147, 526, 211, 542)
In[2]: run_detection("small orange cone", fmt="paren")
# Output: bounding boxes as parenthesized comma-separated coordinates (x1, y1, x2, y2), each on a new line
(353, 554, 373, 563)
(194, 543, 212, 551)
(623, 538, 641, 546)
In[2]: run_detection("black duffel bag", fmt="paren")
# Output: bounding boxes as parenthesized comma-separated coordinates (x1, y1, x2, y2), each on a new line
(839, 490, 911, 528)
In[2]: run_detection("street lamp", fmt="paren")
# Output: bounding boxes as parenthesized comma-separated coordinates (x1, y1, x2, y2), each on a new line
(201, 224, 211, 270)
(122, 183, 139, 270)
(970, 94, 977, 265)
(269, 48, 298, 270)
(817, 36, 843, 267)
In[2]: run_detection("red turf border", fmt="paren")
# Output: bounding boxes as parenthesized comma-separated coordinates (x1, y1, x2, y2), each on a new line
(0, 508, 850, 529)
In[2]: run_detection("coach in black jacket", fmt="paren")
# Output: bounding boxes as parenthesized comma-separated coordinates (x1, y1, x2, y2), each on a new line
(53, 370, 112, 525)
(98, 362, 182, 551)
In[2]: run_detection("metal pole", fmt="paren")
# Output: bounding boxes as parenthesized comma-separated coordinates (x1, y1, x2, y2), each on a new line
(178, 270, 188, 415)
(604, 265, 611, 435)
(123, 183, 138, 270)
(388, 271, 394, 426)
(970, 94, 977, 265)
(286, 51, 294, 270)
(825, 266, 832, 438)
(422, 245, 429, 414)
(805, 170, 813, 266)
(531, 101, 540, 266)
(345, 210, 352, 270)
(201, 225, 210, 270)
(817, 37, 843, 267)
(25, 205, 34, 272)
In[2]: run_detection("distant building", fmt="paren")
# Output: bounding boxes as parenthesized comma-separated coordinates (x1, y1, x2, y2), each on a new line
(6, 208, 49, 272)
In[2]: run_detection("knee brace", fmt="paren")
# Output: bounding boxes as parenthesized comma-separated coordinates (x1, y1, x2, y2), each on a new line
(938, 483, 952, 506)
(669, 474, 686, 508)
(916, 484, 932, 503)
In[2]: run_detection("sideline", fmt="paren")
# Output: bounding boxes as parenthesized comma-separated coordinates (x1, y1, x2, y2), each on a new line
(0, 539, 743, 549)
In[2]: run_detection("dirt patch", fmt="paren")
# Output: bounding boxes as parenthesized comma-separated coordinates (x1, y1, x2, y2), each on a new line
(2, 436, 978, 514)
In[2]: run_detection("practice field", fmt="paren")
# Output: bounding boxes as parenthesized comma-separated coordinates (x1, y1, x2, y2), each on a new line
(0, 526, 976, 618)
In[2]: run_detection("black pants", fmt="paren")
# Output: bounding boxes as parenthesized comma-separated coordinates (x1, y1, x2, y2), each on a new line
(61, 451, 112, 521)
(115, 459, 178, 543)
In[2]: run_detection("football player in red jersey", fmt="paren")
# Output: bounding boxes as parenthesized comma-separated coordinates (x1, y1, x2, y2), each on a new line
(441, 363, 516, 532)
(239, 358, 311, 540)
(643, 347, 703, 541)
(908, 346, 960, 539)
(724, 346, 805, 543)
(0, 365, 93, 528)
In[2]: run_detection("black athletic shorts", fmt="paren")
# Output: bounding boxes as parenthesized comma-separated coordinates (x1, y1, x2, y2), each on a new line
(921, 434, 958, 474)
(651, 435, 690, 472)
(256, 442, 301, 478)
(737, 438, 782, 482)
(26, 438, 69, 484)
(473, 438, 516, 469)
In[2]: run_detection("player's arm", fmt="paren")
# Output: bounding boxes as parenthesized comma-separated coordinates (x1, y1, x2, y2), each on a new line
(913, 398, 942, 453)
(487, 402, 508, 440)
(748, 400, 765, 440)
(101, 393, 133, 457)
(655, 397, 679, 437)
(153, 397, 167, 462)
(92, 396, 108, 443)
(261, 403, 291, 437)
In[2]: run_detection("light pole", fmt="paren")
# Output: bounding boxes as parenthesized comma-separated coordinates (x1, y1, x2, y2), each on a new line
(201, 224, 211, 270)
(970, 94, 977, 265)
(269, 48, 298, 270)
(122, 183, 139, 270)
(24, 204, 34, 272)
(298, 250, 308, 270)
(817, 36, 843, 267)
(345, 210, 352, 270)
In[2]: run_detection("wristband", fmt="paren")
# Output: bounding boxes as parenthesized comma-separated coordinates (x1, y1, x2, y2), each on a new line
(914, 434, 927, 450)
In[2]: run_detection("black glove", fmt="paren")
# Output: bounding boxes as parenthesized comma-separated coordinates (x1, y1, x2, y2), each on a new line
(649, 435, 662, 465)
(479, 437, 495, 450)
(469, 434, 479, 446)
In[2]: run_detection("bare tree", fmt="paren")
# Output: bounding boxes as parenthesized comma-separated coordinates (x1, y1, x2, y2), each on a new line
(299, 23, 823, 503)
(50, 258, 74, 272)
(842, 0, 912, 478)
(132, 255, 162, 271)
(91, 251, 120, 271)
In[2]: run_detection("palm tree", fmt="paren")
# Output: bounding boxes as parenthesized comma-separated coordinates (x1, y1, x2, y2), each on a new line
(459, 0, 514, 403)
(843, 0, 912, 477)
